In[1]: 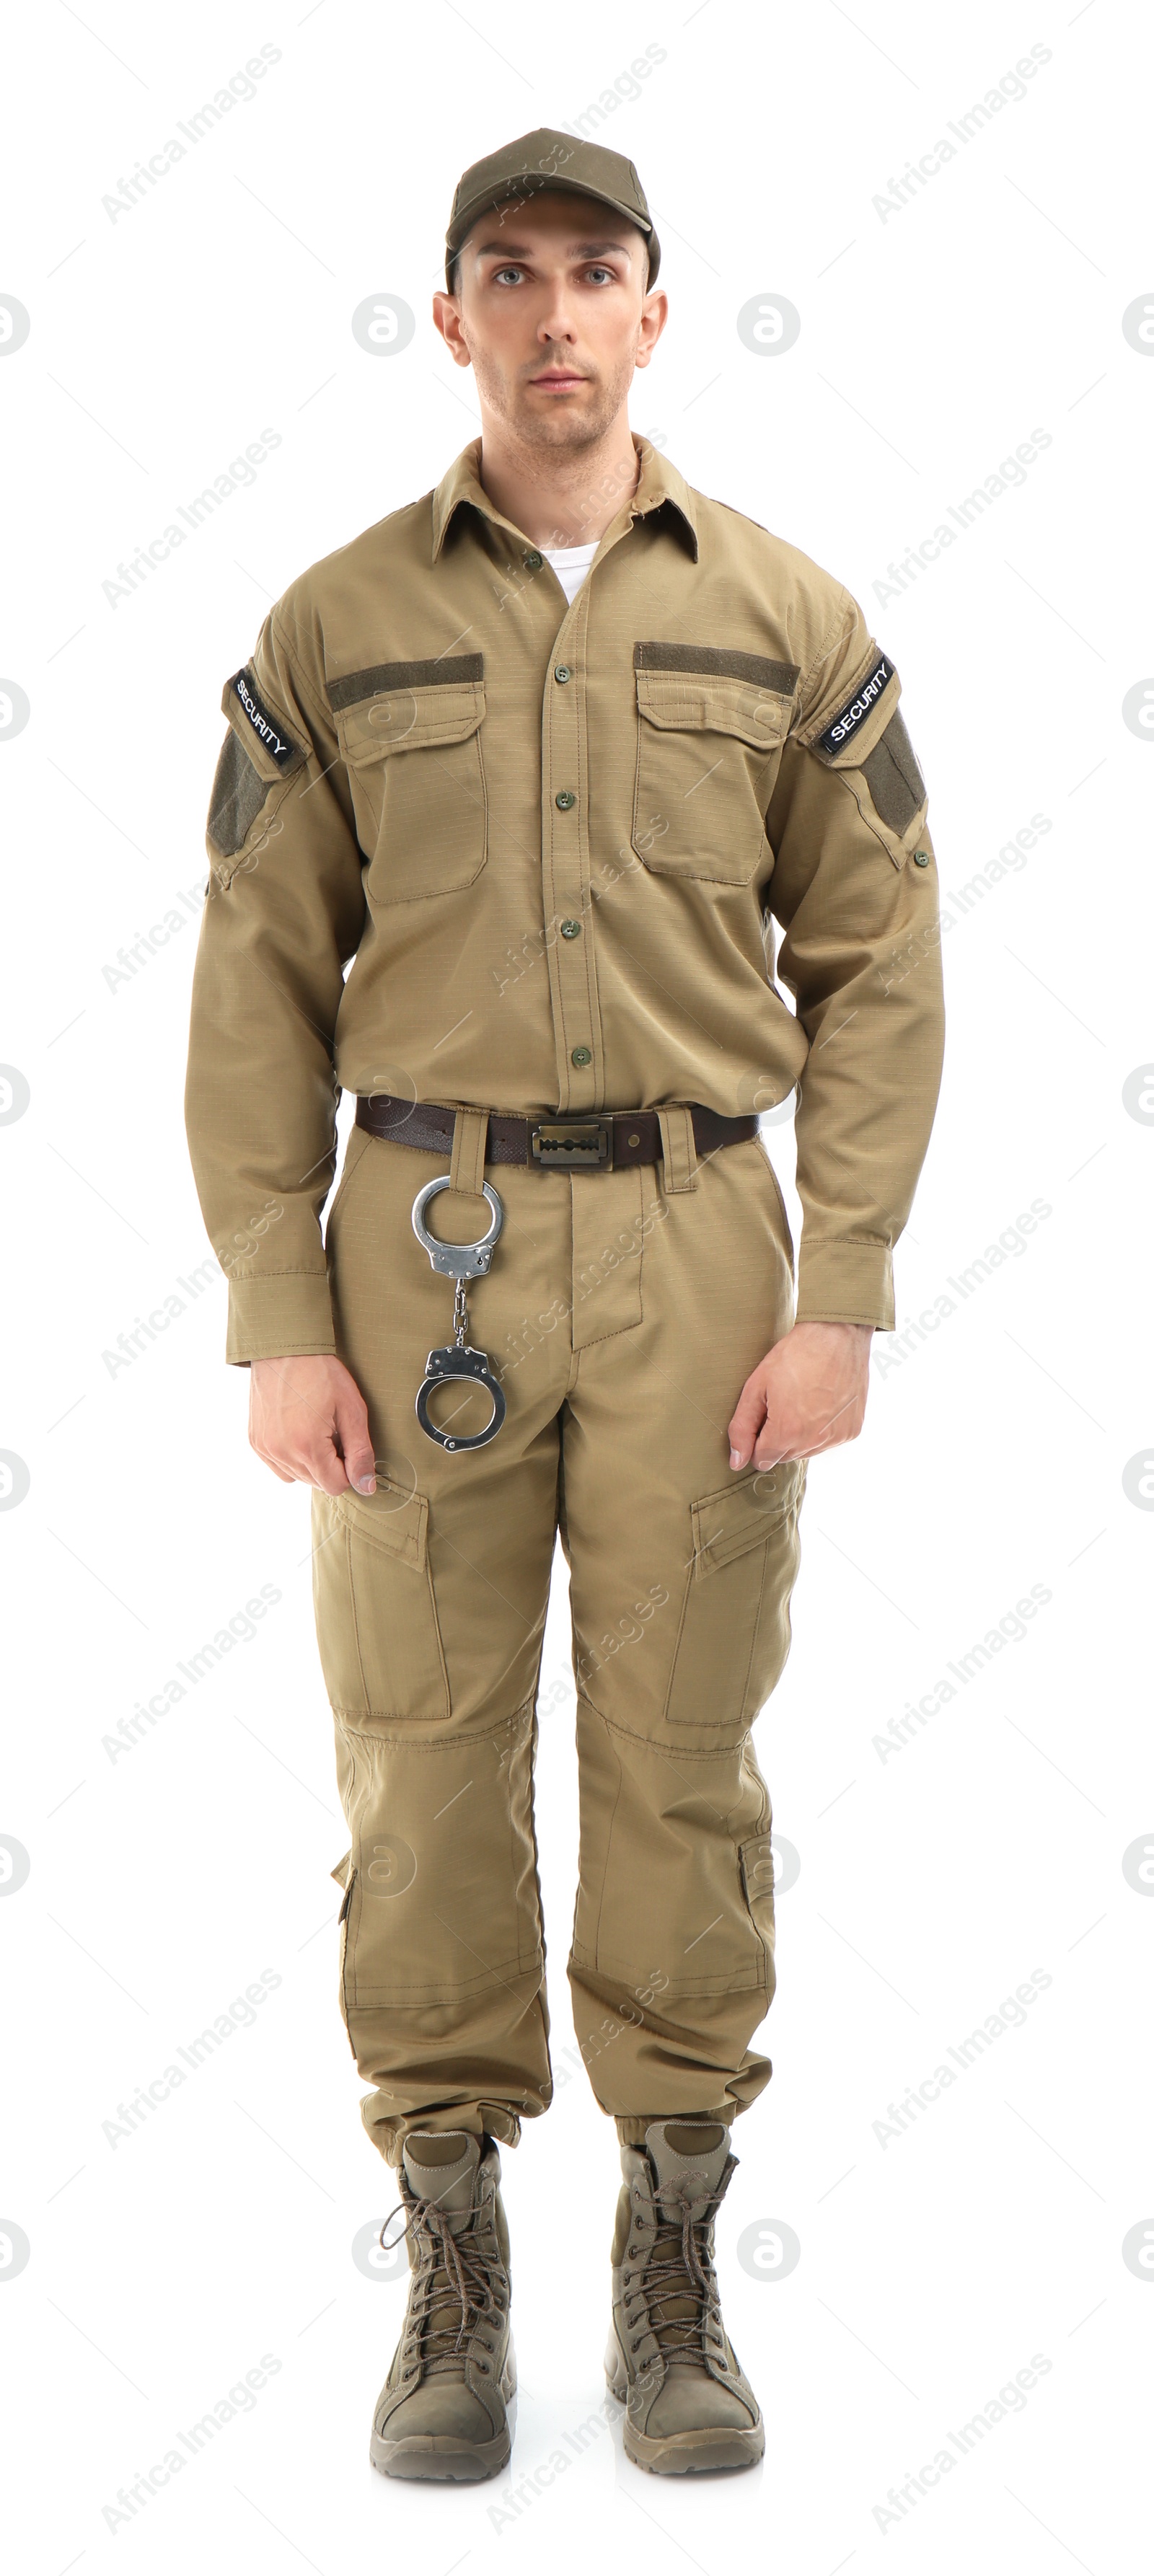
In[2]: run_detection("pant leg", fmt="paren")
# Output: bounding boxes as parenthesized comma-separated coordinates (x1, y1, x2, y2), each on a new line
(560, 1134, 804, 2139)
(312, 1127, 572, 2166)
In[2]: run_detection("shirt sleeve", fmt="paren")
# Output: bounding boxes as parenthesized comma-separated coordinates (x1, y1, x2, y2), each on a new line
(764, 586, 945, 1331)
(184, 606, 366, 1364)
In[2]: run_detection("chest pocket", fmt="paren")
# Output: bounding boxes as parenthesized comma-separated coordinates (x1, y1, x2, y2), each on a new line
(330, 655, 487, 902)
(632, 643, 799, 883)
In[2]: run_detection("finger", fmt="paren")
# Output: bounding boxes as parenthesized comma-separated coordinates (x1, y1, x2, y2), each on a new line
(757, 1409, 860, 1468)
(258, 1431, 343, 1492)
(814, 1388, 863, 1443)
(333, 1393, 376, 1494)
(301, 1442, 353, 1497)
(803, 1398, 866, 1455)
(727, 1377, 768, 1470)
(752, 1425, 799, 1468)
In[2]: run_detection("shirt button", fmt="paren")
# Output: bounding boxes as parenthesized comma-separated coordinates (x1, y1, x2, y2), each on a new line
(913, 850, 931, 867)
(554, 663, 572, 684)
(560, 918, 582, 938)
(555, 790, 576, 810)
(523, 550, 542, 570)
(571, 1046, 591, 1067)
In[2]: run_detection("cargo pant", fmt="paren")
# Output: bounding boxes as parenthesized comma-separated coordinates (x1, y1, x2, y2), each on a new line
(312, 1105, 806, 2168)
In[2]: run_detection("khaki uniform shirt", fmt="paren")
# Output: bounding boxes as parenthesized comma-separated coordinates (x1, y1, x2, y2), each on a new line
(185, 436, 944, 1362)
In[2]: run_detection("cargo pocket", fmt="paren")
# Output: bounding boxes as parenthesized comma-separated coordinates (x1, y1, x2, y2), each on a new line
(330, 656, 487, 900)
(632, 643, 798, 882)
(664, 1460, 805, 1727)
(206, 665, 306, 879)
(336, 1861, 357, 2055)
(739, 1832, 776, 1997)
(311, 1475, 449, 1724)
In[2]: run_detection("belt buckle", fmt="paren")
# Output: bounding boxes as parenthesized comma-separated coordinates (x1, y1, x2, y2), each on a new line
(529, 1115, 612, 1170)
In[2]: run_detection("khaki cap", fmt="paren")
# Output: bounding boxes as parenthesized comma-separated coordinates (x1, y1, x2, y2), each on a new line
(446, 125, 660, 291)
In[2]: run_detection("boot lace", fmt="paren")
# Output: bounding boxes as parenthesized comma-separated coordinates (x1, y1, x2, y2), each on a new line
(630, 2176, 726, 2368)
(380, 2181, 504, 2375)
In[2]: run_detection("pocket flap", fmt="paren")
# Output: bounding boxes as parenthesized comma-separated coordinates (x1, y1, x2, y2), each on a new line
(330, 1850, 352, 1889)
(332, 1476, 429, 1569)
(691, 1460, 803, 1577)
(635, 663, 793, 751)
(331, 659, 485, 769)
(739, 1834, 775, 1909)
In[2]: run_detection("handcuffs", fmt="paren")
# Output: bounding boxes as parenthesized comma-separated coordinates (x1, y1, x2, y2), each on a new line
(410, 1175, 507, 1451)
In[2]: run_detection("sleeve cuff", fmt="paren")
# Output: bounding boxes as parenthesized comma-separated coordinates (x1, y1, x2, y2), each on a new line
(794, 1237, 895, 1331)
(224, 1271, 337, 1366)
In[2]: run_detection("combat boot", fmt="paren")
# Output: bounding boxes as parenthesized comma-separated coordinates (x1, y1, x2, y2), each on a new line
(605, 2117, 764, 2474)
(370, 2130, 516, 2481)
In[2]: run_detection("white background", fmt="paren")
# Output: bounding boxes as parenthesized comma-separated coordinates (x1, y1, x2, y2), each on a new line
(1, 2, 1151, 2568)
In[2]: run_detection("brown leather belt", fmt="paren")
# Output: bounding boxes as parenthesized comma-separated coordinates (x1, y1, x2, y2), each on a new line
(354, 1092, 759, 1172)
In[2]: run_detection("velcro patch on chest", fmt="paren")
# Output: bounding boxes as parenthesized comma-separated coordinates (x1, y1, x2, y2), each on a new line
(228, 666, 303, 772)
(813, 652, 896, 760)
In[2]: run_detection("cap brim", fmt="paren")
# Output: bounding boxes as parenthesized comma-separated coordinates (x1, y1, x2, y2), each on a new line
(447, 176, 655, 272)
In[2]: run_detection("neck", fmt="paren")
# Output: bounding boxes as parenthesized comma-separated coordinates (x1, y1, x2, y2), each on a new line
(475, 415, 642, 550)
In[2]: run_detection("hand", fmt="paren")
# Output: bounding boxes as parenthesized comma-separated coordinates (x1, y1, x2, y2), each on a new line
(249, 1354, 377, 1495)
(727, 1320, 873, 1470)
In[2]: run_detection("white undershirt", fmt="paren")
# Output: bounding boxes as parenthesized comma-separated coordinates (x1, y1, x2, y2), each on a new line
(542, 540, 599, 604)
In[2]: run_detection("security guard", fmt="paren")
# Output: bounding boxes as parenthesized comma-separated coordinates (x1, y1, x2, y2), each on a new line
(185, 128, 944, 2481)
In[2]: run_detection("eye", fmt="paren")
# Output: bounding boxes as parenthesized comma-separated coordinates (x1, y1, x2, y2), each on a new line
(491, 265, 524, 286)
(584, 266, 615, 285)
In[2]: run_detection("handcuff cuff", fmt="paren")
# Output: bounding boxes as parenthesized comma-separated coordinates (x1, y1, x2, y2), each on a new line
(410, 1175, 507, 1451)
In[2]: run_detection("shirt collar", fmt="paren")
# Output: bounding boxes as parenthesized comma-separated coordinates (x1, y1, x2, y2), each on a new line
(430, 435, 699, 563)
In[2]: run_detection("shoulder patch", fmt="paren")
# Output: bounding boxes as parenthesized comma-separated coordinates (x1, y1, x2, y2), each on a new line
(814, 652, 895, 759)
(228, 666, 304, 772)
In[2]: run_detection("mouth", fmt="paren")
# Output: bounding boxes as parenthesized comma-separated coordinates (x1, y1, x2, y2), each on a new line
(528, 370, 589, 389)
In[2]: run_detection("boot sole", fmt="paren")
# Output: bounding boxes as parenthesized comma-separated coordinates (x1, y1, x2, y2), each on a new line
(371, 2388, 516, 2483)
(606, 2355, 763, 2476)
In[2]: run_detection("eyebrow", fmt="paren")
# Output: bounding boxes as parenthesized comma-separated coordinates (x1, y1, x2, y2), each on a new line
(470, 237, 635, 263)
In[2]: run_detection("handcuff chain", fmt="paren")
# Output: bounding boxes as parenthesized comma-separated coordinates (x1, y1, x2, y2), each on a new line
(452, 1279, 469, 1348)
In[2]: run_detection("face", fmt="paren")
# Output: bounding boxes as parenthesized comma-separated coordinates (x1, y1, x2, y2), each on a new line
(433, 189, 667, 455)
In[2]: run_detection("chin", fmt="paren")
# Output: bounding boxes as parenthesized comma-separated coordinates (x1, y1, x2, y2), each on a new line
(519, 405, 607, 450)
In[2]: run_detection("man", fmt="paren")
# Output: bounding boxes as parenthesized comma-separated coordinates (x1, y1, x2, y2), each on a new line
(185, 127, 943, 2482)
